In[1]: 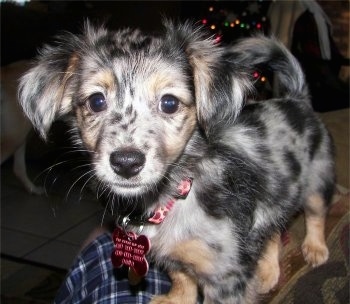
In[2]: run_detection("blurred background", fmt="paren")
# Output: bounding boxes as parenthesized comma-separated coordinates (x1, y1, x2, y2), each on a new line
(2, 0, 349, 111)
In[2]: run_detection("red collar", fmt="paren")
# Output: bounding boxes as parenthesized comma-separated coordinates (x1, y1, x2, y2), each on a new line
(116, 178, 193, 228)
(148, 177, 193, 224)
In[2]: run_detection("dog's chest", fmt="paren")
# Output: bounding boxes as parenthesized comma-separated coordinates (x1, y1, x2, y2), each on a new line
(139, 191, 239, 271)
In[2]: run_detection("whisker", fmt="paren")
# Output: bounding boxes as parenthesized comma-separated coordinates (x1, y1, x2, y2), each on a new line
(65, 169, 95, 202)
(79, 171, 97, 198)
(96, 180, 110, 200)
(31, 144, 96, 196)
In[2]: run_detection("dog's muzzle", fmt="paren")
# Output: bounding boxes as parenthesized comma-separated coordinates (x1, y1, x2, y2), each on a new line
(109, 149, 146, 179)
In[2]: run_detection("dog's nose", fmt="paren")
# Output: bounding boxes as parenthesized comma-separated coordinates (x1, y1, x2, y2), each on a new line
(109, 149, 145, 179)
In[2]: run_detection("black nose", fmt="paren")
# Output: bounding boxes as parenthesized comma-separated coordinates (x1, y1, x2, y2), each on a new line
(109, 149, 146, 179)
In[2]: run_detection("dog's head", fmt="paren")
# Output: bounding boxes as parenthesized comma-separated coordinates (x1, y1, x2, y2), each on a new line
(19, 21, 250, 197)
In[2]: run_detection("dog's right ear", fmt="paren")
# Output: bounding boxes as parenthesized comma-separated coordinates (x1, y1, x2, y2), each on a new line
(18, 41, 80, 140)
(19, 21, 109, 140)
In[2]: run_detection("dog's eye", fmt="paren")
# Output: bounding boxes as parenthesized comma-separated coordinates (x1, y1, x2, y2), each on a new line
(159, 95, 179, 114)
(87, 93, 107, 113)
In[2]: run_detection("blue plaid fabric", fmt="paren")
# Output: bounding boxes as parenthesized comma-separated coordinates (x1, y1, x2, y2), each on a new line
(54, 233, 172, 303)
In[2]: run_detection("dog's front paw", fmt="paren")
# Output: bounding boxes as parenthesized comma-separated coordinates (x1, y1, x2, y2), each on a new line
(256, 234, 281, 294)
(302, 238, 329, 267)
(150, 271, 197, 304)
(256, 257, 280, 294)
(257, 268, 280, 294)
(150, 295, 178, 304)
(151, 295, 196, 304)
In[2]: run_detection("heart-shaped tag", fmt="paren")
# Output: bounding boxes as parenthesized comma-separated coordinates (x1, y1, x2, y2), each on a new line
(111, 226, 151, 280)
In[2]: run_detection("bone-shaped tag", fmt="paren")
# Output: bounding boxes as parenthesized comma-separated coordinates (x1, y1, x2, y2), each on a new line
(111, 226, 151, 283)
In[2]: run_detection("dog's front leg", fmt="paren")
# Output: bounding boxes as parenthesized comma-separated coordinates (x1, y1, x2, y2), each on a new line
(150, 270, 197, 304)
(151, 239, 215, 304)
(256, 232, 281, 294)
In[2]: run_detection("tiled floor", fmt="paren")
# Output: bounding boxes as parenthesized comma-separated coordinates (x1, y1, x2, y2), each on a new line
(0, 119, 121, 303)
(1, 144, 103, 277)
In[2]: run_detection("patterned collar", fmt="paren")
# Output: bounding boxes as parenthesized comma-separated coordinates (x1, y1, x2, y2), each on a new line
(117, 177, 193, 227)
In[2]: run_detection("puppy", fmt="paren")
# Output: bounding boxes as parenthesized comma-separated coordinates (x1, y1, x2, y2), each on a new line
(18, 21, 335, 303)
(1, 61, 44, 195)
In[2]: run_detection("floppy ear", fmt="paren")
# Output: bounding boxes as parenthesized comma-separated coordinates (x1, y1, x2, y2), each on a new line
(18, 40, 80, 140)
(164, 21, 251, 136)
(19, 21, 110, 140)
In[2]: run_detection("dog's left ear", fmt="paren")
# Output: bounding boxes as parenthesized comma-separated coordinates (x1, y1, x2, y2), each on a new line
(164, 21, 251, 136)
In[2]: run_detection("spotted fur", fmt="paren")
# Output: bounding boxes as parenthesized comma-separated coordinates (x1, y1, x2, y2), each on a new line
(19, 21, 335, 303)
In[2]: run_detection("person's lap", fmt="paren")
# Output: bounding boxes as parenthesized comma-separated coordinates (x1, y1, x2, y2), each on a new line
(54, 233, 172, 304)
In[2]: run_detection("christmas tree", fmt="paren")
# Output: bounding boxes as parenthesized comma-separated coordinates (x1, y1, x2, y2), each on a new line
(197, 1, 273, 100)
(198, 1, 270, 44)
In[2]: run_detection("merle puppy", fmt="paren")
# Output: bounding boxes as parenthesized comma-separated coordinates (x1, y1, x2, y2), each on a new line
(19, 21, 335, 303)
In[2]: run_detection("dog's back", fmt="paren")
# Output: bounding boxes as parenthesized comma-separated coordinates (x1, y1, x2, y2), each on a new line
(227, 36, 335, 213)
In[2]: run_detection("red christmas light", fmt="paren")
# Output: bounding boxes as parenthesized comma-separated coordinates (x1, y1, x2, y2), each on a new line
(214, 35, 222, 44)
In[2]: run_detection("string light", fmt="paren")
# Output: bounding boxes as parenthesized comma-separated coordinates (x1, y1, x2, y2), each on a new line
(200, 3, 271, 91)
(253, 71, 268, 83)
(201, 3, 268, 45)
(214, 35, 222, 44)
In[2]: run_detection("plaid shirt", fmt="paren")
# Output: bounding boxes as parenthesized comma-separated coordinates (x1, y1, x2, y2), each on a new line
(55, 233, 172, 303)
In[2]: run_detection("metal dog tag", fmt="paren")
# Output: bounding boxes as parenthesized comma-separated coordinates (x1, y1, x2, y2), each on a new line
(111, 226, 151, 284)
